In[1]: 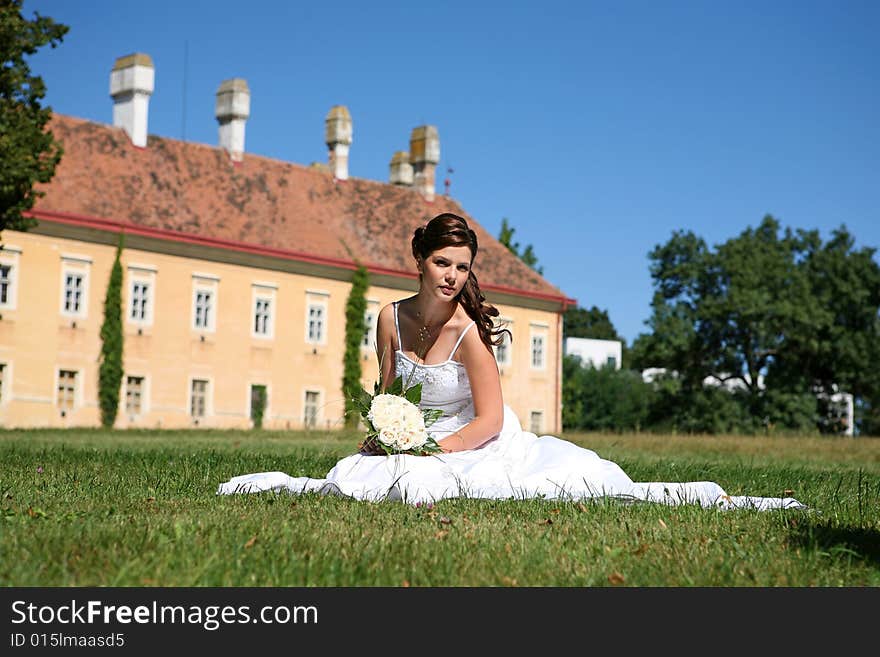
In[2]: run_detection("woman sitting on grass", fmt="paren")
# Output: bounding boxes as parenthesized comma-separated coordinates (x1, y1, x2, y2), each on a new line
(218, 213, 804, 511)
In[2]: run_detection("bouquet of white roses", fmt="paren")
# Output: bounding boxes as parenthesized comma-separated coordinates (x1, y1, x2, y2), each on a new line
(352, 375, 443, 456)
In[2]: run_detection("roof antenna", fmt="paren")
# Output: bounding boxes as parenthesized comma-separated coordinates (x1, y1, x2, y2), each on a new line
(181, 40, 189, 140)
(444, 164, 454, 196)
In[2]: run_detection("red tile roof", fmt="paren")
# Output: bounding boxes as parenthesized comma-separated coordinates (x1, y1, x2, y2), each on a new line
(32, 114, 573, 305)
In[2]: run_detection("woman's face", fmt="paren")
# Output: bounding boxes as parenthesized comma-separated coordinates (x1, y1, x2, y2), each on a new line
(419, 245, 473, 302)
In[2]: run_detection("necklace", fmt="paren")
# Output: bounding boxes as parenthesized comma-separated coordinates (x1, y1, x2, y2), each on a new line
(415, 309, 432, 344)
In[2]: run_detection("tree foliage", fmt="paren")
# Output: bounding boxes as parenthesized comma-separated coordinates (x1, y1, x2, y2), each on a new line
(98, 235, 124, 428)
(342, 265, 369, 427)
(498, 217, 543, 274)
(0, 0, 68, 234)
(562, 355, 653, 432)
(631, 215, 880, 435)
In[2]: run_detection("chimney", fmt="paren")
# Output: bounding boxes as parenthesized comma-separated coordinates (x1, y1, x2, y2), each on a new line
(215, 78, 251, 162)
(389, 151, 413, 186)
(109, 53, 155, 148)
(325, 105, 352, 180)
(409, 125, 440, 201)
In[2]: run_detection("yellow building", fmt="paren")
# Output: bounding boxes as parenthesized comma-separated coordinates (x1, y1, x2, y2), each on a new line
(0, 56, 574, 433)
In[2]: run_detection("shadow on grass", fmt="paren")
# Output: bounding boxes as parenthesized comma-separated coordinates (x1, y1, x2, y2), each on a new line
(788, 521, 880, 566)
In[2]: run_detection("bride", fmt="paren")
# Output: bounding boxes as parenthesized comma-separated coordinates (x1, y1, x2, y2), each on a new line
(218, 213, 804, 511)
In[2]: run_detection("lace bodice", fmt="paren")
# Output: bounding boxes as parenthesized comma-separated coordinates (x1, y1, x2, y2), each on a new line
(393, 303, 475, 435)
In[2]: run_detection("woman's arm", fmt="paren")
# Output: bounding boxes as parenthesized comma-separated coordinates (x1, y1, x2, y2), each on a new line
(437, 325, 504, 453)
(375, 303, 396, 392)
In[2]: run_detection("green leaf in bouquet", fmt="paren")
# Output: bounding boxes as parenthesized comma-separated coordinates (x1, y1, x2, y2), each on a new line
(423, 408, 443, 428)
(387, 375, 404, 397)
(403, 382, 423, 405)
(353, 386, 372, 415)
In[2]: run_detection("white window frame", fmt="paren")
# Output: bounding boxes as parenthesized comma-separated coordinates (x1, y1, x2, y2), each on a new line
(252, 282, 277, 340)
(60, 254, 92, 320)
(192, 273, 219, 333)
(529, 410, 544, 434)
(127, 264, 157, 327)
(188, 377, 212, 422)
(55, 368, 80, 414)
(494, 317, 513, 367)
(530, 333, 546, 370)
(0, 361, 10, 406)
(362, 299, 380, 351)
(305, 290, 329, 346)
(303, 388, 322, 429)
(125, 374, 149, 418)
(0, 245, 22, 311)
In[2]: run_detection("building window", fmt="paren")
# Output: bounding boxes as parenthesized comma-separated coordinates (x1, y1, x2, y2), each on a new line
(127, 265, 157, 327)
(60, 255, 91, 319)
(606, 355, 617, 369)
(304, 390, 320, 428)
(0, 264, 11, 306)
(0, 247, 20, 310)
(307, 304, 325, 343)
(531, 335, 545, 369)
(362, 310, 376, 349)
(126, 376, 144, 415)
(130, 282, 150, 321)
(0, 363, 6, 404)
(254, 297, 271, 336)
(192, 275, 219, 332)
(251, 284, 277, 339)
(57, 369, 77, 413)
(530, 411, 543, 434)
(194, 290, 213, 329)
(495, 330, 512, 367)
(63, 273, 84, 314)
(190, 379, 208, 419)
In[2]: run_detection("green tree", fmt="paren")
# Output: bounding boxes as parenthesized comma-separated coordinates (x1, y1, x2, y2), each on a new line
(250, 385, 266, 429)
(498, 217, 543, 275)
(562, 355, 653, 432)
(98, 234, 124, 428)
(342, 265, 369, 427)
(0, 1, 68, 234)
(774, 225, 880, 434)
(633, 215, 880, 435)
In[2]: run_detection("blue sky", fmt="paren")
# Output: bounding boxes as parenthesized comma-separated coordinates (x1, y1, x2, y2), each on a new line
(22, 0, 880, 343)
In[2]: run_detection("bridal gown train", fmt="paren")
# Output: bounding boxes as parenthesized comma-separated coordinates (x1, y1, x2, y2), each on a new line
(218, 305, 805, 511)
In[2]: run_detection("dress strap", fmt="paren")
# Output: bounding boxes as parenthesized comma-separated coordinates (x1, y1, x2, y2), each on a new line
(449, 321, 476, 359)
(392, 302, 403, 351)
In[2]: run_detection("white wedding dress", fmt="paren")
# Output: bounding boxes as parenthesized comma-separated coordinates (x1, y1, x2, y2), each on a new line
(218, 304, 804, 511)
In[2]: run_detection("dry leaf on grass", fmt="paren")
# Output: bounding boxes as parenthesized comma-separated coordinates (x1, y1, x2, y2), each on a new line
(244, 535, 257, 549)
(608, 572, 625, 585)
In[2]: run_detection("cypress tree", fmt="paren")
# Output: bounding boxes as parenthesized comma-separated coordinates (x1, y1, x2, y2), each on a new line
(342, 265, 369, 427)
(98, 234, 124, 428)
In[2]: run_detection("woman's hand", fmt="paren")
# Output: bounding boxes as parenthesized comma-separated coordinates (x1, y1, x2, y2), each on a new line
(358, 438, 386, 456)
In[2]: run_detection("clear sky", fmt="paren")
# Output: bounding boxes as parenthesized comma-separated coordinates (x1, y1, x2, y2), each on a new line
(22, 0, 880, 343)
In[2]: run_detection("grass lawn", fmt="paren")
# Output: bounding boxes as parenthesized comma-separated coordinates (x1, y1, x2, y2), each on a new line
(1, 428, 878, 586)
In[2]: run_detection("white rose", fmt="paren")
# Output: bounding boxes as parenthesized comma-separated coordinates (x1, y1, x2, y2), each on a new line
(378, 426, 398, 446)
(397, 432, 416, 451)
(368, 394, 402, 429)
(405, 429, 428, 449)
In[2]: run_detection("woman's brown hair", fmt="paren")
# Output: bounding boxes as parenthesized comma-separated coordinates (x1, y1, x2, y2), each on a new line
(411, 213, 512, 351)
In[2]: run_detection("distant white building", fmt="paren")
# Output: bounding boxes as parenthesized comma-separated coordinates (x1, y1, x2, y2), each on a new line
(564, 337, 622, 370)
